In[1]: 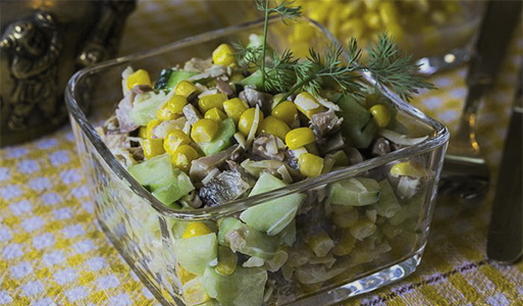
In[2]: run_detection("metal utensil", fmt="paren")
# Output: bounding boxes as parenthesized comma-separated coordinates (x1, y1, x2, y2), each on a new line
(487, 70, 523, 264)
(439, 0, 522, 202)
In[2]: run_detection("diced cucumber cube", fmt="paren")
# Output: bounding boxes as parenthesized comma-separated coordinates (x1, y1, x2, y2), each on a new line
(128, 154, 174, 190)
(218, 217, 278, 259)
(202, 266, 267, 306)
(239, 173, 304, 236)
(375, 179, 401, 218)
(329, 177, 380, 206)
(175, 233, 218, 275)
(167, 70, 199, 90)
(337, 94, 377, 149)
(238, 70, 263, 89)
(152, 171, 194, 205)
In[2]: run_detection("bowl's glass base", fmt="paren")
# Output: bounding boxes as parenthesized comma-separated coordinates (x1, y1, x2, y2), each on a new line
(290, 250, 423, 306)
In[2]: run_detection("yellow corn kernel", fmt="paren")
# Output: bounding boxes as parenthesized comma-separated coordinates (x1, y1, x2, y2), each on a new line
(142, 119, 162, 139)
(259, 116, 290, 140)
(215, 246, 237, 276)
(390, 161, 426, 178)
(176, 264, 196, 285)
(142, 138, 165, 159)
(298, 153, 324, 178)
(191, 119, 219, 143)
(223, 98, 248, 122)
(198, 93, 227, 113)
(204, 107, 227, 121)
(171, 144, 200, 172)
(369, 104, 391, 128)
(126, 69, 152, 89)
(182, 278, 210, 305)
(285, 127, 315, 150)
(157, 95, 188, 121)
(272, 101, 298, 126)
(238, 107, 264, 136)
(138, 126, 147, 138)
(164, 129, 191, 154)
(182, 222, 213, 239)
(294, 92, 326, 119)
(156, 107, 179, 121)
(175, 80, 199, 98)
(212, 43, 235, 66)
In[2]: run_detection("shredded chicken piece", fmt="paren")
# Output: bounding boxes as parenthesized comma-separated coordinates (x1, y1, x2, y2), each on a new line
(183, 57, 212, 72)
(115, 91, 138, 134)
(189, 65, 227, 81)
(182, 104, 202, 125)
(252, 134, 286, 161)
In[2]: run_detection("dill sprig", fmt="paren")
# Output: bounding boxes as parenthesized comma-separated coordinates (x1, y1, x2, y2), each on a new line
(256, 0, 301, 89)
(281, 45, 362, 101)
(363, 34, 435, 100)
(279, 36, 433, 101)
(232, 42, 263, 67)
(264, 49, 299, 93)
(235, 1, 433, 102)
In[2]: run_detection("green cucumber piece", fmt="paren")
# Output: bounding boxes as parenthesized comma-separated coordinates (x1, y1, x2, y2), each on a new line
(337, 94, 377, 148)
(174, 233, 218, 275)
(240, 173, 304, 236)
(129, 91, 168, 126)
(199, 118, 236, 156)
(152, 171, 194, 205)
(218, 217, 278, 259)
(166, 69, 199, 90)
(202, 266, 267, 306)
(238, 70, 263, 89)
(375, 179, 401, 218)
(128, 154, 174, 190)
(329, 177, 380, 206)
(128, 154, 194, 205)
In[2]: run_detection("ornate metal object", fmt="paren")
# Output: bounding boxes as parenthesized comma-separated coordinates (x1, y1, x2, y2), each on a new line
(0, 0, 136, 146)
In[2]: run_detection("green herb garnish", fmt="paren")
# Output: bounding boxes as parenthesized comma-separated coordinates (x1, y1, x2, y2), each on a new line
(255, 0, 301, 90)
(237, 0, 433, 101)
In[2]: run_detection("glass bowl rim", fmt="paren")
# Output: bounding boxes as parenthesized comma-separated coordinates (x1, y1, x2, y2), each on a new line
(65, 16, 449, 220)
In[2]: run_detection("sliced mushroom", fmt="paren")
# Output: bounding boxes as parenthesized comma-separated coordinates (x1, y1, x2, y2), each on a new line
(189, 145, 240, 181)
(198, 169, 254, 207)
(310, 109, 343, 139)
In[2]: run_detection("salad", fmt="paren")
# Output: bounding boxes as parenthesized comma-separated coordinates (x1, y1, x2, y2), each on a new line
(98, 2, 435, 305)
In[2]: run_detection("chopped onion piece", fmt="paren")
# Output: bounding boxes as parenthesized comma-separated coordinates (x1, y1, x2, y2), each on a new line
(247, 105, 261, 145)
(243, 256, 265, 267)
(379, 129, 428, 146)
(234, 132, 247, 149)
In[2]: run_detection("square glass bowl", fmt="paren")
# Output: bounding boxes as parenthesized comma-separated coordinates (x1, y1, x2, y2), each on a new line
(66, 17, 449, 306)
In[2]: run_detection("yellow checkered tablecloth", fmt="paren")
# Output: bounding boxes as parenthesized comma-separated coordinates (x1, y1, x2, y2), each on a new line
(1, 1, 522, 305)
